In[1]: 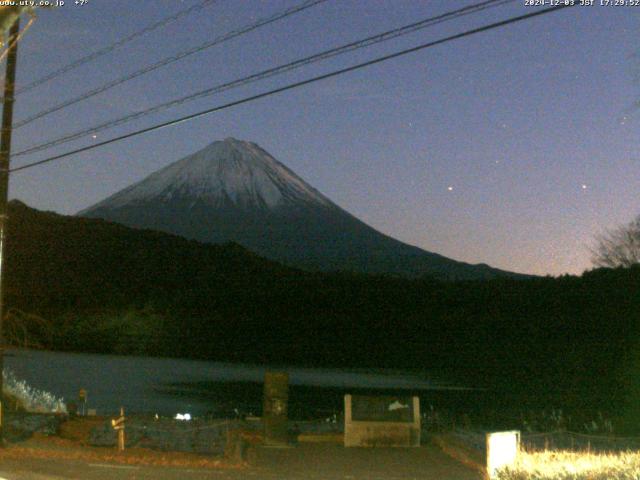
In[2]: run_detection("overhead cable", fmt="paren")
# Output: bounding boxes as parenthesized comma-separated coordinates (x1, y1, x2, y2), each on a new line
(15, 0, 513, 157)
(13, 0, 329, 128)
(10, 4, 575, 174)
(14, 0, 219, 96)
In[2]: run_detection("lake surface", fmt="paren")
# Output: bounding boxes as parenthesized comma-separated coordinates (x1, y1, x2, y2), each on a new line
(4, 349, 445, 417)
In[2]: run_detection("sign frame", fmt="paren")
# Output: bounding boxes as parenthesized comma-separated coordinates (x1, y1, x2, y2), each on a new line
(344, 394, 421, 447)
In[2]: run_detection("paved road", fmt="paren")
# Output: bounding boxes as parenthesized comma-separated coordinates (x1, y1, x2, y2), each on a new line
(0, 443, 482, 479)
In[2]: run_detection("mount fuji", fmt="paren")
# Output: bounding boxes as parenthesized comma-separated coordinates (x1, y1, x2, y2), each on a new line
(79, 138, 516, 279)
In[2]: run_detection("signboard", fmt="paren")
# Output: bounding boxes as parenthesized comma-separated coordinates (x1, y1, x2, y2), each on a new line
(344, 394, 420, 447)
(351, 395, 414, 423)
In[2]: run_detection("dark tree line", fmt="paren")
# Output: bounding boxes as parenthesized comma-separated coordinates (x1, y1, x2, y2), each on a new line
(4, 200, 640, 430)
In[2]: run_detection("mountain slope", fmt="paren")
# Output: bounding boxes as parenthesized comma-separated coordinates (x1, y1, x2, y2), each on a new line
(80, 138, 519, 280)
(6, 199, 290, 314)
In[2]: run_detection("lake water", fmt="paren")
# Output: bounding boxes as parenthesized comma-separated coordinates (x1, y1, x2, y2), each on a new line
(4, 348, 443, 417)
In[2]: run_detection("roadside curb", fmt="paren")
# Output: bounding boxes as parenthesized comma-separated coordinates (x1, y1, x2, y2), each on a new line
(431, 434, 487, 478)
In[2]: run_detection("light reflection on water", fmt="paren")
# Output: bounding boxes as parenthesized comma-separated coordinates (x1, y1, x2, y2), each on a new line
(4, 348, 440, 416)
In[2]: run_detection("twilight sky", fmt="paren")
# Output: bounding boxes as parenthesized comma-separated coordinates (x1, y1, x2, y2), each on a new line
(5, 0, 639, 276)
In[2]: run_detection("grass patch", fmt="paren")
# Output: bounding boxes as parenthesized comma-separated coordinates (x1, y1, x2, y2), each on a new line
(498, 450, 640, 480)
(2, 369, 66, 413)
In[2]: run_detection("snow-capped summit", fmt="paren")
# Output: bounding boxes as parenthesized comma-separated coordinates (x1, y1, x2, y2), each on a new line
(80, 138, 517, 280)
(85, 138, 332, 211)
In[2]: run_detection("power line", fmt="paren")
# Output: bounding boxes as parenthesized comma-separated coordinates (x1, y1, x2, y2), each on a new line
(15, 0, 514, 157)
(13, 0, 219, 96)
(13, 0, 329, 129)
(10, 4, 575, 174)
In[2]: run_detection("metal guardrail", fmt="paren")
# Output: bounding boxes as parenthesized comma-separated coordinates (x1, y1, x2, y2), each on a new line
(445, 428, 640, 454)
(521, 430, 640, 453)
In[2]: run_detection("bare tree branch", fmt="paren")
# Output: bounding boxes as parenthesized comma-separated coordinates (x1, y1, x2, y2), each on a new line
(591, 215, 640, 268)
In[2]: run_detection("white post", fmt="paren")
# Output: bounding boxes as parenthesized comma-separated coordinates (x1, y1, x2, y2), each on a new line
(486, 430, 520, 479)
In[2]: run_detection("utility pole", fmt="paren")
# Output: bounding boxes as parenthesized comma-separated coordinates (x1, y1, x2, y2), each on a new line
(0, 17, 20, 444)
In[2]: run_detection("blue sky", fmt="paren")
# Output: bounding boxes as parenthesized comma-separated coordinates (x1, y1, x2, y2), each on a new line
(7, 0, 639, 276)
